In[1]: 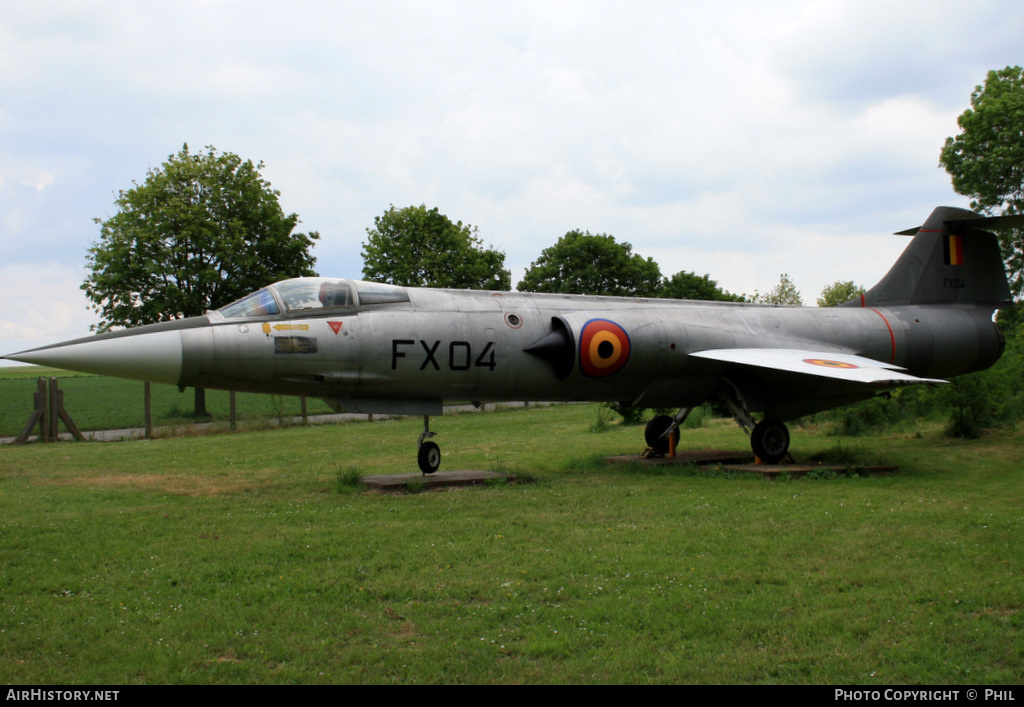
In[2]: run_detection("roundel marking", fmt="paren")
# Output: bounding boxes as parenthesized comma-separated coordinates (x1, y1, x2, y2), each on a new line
(803, 358, 859, 369)
(580, 319, 631, 377)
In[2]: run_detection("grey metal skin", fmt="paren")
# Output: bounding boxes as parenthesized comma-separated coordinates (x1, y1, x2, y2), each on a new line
(6, 206, 1019, 469)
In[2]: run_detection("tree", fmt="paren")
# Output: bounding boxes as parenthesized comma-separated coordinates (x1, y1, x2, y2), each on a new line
(751, 273, 803, 305)
(518, 230, 662, 296)
(84, 144, 320, 413)
(660, 270, 744, 302)
(939, 66, 1024, 300)
(85, 144, 319, 328)
(361, 205, 511, 290)
(817, 280, 865, 307)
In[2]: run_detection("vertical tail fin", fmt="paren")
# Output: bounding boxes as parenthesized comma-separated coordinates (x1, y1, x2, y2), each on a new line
(855, 206, 1015, 308)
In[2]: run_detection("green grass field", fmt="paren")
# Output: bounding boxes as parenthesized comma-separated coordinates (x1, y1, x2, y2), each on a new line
(1, 398, 1022, 684)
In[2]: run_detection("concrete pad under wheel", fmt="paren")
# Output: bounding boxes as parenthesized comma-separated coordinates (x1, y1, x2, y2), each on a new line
(607, 449, 751, 465)
(362, 470, 529, 492)
(606, 450, 898, 479)
(721, 463, 898, 479)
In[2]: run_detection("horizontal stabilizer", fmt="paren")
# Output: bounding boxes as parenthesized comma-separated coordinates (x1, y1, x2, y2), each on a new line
(689, 348, 946, 385)
(896, 212, 1024, 236)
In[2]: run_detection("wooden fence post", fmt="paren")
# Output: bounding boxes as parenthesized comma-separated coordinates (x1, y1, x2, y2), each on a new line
(15, 378, 48, 444)
(47, 377, 59, 441)
(17, 378, 83, 443)
(144, 381, 152, 439)
(49, 378, 84, 441)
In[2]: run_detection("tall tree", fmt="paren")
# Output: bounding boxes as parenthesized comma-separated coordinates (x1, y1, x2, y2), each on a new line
(85, 144, 319, 328)
(661, 270, 744, 301)
(361, 205, 511, 290)
(84, 144, 319, 413)
(940, 66, 1024, 300)
(518, 230, 662, 296)
(751, 273, 803, 306)
(817, 280, 865, 307)
(519, 230, 660, 427)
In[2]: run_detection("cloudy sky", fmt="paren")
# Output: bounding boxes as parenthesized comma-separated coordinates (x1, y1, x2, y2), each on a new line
(2, 0, 1022, 361)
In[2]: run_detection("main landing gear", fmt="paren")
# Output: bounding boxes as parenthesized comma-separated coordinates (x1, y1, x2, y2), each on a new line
(647, 408, 791, 463)
(650, 381, 791, 464)
(749, 419, 790, 465)
(417, 415, 441, 474)
(717, 380, 792, 464)
(644, 408, 693, 455)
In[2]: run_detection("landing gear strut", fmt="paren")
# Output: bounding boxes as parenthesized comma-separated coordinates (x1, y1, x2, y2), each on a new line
(644, 407, 692, 455)
(417, 415, 441, 474)
(644, 415, 678, 455)
(718, 379, 791, 464)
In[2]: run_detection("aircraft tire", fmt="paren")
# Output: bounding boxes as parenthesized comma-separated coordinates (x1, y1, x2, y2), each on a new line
(751, 419, 789, 464)
(645, 415, 680, 455)
(418, 441, 441, 474)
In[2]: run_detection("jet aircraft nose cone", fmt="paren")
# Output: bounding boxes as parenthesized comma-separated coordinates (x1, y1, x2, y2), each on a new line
(6, 329, 184, 386)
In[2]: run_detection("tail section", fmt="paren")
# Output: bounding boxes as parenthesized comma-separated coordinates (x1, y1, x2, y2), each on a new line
(854, 206, 1017, 308)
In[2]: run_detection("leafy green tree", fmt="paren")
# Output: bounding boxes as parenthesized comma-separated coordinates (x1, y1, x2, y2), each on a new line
(361, 205, 510, 290)
(751, 273, 803, 305)
(518, 230, 662, 296)
(996, 304, 1024, 336)
(940, 66, 1024, 300)
(84, 144, 319, 414)
(85, 144, 319, 328)
(941, 329, 1024, 438)
(660, 270, 744, 301)
(817, 280, 865, 307)
(520, 230, 661, 426)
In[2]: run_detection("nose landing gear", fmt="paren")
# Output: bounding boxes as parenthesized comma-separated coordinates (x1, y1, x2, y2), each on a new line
(417, 415, 441, 474)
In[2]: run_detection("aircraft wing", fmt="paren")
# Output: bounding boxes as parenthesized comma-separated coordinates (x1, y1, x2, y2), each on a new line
(689, 348, 946, 385)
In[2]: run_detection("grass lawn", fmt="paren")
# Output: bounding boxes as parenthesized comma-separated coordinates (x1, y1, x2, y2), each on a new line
(1, 402, 1022, 684)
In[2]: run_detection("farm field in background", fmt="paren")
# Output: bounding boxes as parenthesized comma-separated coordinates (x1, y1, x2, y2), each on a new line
(0, 367, 336, 438)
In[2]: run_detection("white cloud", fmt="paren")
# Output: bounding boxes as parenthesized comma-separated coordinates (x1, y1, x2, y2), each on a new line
(1, 0, 1020, 325)
(0, 263, 95, 365)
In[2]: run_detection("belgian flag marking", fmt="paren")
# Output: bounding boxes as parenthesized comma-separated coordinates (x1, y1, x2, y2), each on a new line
(580, 319, 631, 377)
(944, 234, 964, 266)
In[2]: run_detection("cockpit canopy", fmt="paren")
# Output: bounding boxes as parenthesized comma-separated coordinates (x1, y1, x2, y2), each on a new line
(217, 278, 409, 319)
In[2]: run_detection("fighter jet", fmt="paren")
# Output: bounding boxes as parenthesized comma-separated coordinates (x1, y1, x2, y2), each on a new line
(6, 206, 1019, 472)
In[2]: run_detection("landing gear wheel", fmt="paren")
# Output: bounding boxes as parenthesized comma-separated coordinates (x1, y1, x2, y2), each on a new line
(645, 415, 680, 455)
(418, 441, 441, 474)
(750, 419, 789, 464)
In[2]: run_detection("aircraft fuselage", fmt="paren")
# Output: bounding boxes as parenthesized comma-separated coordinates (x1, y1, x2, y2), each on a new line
(7, 205, 1017, 470)
(172, 287, 1001, 420)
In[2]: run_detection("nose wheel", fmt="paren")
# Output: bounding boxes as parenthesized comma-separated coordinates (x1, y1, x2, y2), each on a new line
(418, 441, 441, 474)
(417, 416, 441, 474)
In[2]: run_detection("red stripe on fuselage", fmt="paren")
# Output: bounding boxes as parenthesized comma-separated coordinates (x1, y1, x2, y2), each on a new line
(869, 308, 896, 364)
